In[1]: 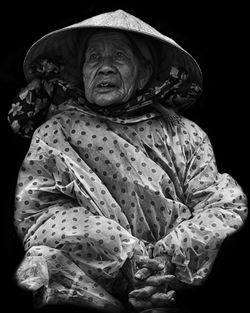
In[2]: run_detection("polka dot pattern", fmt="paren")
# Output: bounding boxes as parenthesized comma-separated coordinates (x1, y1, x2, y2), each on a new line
(17, 245, 122, 311)
(14, 108, 247, 300)
(24, 209, 138, 280)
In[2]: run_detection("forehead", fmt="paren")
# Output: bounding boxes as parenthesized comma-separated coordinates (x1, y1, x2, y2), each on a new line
(86, 30, 133, 50)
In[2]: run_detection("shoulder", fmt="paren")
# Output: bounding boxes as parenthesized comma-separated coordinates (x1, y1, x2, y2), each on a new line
(158, 112, 210, 157)
(178, 115, 207, 142)
(159, 109, 207, 140)
(31, 113, 72, 146)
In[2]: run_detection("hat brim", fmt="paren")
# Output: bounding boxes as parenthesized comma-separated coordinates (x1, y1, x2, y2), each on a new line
(23, 10, 203, 88)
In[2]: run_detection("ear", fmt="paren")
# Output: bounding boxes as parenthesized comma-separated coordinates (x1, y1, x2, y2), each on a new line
(138, 63, 153, 90)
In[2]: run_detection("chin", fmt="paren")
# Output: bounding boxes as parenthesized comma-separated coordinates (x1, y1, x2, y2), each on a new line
(94, 97, 122, 107)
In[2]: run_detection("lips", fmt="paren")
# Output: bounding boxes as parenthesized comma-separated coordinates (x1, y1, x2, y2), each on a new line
(96, 82, 116, 87)
(95, 79, 118, 90)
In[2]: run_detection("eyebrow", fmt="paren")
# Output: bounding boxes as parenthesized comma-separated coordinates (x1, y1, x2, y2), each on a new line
(85, 47, 98, 54)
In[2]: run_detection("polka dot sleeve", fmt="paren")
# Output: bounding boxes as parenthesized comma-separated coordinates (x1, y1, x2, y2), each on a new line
(14, 130, 79, 241)
(154, 133, 248, 285)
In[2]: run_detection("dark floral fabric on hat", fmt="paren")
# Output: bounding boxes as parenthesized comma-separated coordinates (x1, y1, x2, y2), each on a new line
(7, 59, 202, 139)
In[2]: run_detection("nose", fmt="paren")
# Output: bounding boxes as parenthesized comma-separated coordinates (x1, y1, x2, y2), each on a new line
(97, 57, 116, 75)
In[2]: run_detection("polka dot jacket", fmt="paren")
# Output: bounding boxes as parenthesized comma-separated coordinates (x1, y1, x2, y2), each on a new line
(12, 74, 247, 311)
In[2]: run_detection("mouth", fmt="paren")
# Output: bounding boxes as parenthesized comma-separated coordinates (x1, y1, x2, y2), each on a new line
(95, 81, 117, 92)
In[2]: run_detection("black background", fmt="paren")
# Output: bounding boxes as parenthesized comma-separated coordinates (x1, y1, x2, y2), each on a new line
(1, 1, 249, 312)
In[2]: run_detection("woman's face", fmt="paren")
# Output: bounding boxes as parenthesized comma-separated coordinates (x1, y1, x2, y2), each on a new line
(82, 31, 147, 107)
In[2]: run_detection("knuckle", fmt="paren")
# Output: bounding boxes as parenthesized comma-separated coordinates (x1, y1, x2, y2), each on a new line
(150, 292, 174, 304)
(135, 267, 152, 280)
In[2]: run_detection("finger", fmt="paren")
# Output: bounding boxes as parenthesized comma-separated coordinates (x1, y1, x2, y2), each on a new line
(128, 297, 153, 311)
(134, 267, 152, 280)
(145, 274, 175, 287)
(168, 277, 191, 290)
(136, 257, 165, 271)
(150, 290, 176, 305)
(128, 286, 158, 299)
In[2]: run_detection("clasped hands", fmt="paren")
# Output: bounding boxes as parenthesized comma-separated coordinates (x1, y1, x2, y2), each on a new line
(128, 255, 176, 311)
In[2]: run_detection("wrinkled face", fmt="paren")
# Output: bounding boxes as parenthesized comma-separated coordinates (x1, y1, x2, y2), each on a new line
(82, 31, 145, 106)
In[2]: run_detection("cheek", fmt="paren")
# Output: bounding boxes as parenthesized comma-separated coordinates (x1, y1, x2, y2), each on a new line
(82, 67, 94, 94)
(121, 65, 139, 91)
(83, 67, 90, 85)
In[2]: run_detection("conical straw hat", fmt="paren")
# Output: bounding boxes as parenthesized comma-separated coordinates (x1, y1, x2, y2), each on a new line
(23, 9, 202, 88)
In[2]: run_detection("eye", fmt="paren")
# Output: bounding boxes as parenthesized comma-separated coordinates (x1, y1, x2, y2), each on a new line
(115, 51, 125, 60)
(88, 52, 100, 62)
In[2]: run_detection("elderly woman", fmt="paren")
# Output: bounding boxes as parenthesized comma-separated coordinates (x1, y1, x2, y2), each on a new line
(8, 10, 247, 313)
